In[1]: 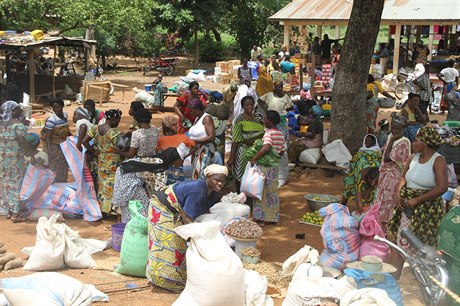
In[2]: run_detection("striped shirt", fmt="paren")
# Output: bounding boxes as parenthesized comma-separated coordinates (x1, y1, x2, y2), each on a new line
(263, 128, 285, 154)
(44, 112, 68, 130)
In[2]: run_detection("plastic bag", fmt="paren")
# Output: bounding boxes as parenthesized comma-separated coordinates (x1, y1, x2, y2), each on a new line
(299, 148, 321, 164)
(344, 268, 403, 306)
(321, 139, 352, 165)
(341, 288, 396, 306)
(173, 221, 245, 306)
(358, 204, 390, 261)
(282, 245, 319, 277)
(117, 133, 132, 152)
(319, 203, 360, 270)
(244, 270, 274, 306)
(278, 153, 289, 187)
(241, 162, 265, 200)
(116, 200, 149, 277)
(208, 192, 250, 225)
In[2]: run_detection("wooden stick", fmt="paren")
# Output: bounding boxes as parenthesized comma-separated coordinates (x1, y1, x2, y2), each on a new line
(429, 275, 460, 304)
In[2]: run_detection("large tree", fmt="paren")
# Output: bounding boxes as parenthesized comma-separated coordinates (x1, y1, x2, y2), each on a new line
(330, 0, 385, 153)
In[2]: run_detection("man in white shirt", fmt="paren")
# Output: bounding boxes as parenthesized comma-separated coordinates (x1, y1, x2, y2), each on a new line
(438, 59, 459, 94)
(250, 45, 263, 61)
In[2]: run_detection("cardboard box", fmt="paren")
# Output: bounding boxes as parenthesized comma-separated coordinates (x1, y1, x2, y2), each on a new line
(220, 72, 230, 84)
(216, 61, 228, 72)
(228, 59, 241, 66)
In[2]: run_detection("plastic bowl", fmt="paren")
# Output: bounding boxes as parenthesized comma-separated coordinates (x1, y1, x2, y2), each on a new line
(304, 194, 341, 211)
(241, 254, 260, 264)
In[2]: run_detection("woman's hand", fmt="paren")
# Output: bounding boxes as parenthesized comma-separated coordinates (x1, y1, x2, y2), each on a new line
(227, 157, 234, 167)
(406, 198, 419, 208)
(395, 193, 403, 210)
(250, 158, 257, 166)
(92, 148, 101, 156)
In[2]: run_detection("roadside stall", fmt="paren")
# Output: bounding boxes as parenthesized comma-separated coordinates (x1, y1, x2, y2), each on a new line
(0, 31, 96, 104)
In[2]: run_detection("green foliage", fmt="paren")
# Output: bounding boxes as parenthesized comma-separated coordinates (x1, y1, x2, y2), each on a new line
(196, 37, 239, 62)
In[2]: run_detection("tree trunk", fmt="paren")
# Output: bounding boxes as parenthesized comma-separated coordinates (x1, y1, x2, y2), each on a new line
(85, 25, 96, 61)
(194, 30, 199, 69)
(330, 0, 385, 154)
(211, 28, 222, 42)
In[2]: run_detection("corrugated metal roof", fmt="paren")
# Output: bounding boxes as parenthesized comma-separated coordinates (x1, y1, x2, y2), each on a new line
(270, 0, 460, 23)
(0, 35, 96, 50)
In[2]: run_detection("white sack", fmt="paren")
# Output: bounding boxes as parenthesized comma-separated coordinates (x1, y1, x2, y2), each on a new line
(1, 272, 92, 306)
(282, 245, 319, 277)
(322, 139, 352, 165)
(299, 148, 321, 164)
(340, 288, 396, 306)
(244, 270, 274, 306)
(278, 153, 289, 187)
(173, 221, 245, 306)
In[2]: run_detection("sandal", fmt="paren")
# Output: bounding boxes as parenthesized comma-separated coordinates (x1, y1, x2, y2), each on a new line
(104, 225, 112, 231)
(11, 214, 27, 223)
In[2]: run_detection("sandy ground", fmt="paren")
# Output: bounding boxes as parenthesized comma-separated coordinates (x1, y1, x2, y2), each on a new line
(0, 56, 446, 305)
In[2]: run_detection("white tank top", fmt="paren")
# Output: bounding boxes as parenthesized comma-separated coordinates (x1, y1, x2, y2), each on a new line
(188, 113, 210, 140)
(405, 152, 442, 190)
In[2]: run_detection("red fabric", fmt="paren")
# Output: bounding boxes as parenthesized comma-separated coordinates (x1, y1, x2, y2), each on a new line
(176, 92, 208, 133)
(389, 25, 396, 35)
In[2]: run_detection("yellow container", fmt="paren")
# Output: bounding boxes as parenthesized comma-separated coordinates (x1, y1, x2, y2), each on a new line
(322, 104, 332, 111)
(300, 125, 309, 133)
(30, 30, 45, 41)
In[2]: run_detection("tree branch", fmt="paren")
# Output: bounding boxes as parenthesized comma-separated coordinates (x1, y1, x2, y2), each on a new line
(59, 21, 84, 35)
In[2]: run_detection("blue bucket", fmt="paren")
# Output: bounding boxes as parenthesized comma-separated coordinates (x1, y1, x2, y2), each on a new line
(144, 84, 153, 92)
(112, 223, 126, 252)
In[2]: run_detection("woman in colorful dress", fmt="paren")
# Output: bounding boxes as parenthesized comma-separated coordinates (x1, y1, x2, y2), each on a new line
(147, 164, 227, 291)
(342, 134, 382, 214)
(173, 81, 208, 134)
(249, 110, 285, 226)
(366, 74, 395, 133)
(227, 95, 264, 192)
(0, 101, 34, 222)
(388, 126, 447, 276)
(82, 109, 122, 215)
(112, 108, 163, 222)
(41, 99, 71, 182)
(375, 114, 411, 229)
(188, 99, 216, 179)
(72, 107, 93, 151)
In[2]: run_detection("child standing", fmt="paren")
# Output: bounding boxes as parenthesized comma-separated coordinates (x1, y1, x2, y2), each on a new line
(25, 132, 49, 168)
(250, 110, 285, 226)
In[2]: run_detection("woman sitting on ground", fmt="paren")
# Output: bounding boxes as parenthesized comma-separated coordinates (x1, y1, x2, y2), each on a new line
(288, 105, 324, 163)
(401, 93, 427, 142)
(342, 134, 382, 214)
(146, 164, 227, 291)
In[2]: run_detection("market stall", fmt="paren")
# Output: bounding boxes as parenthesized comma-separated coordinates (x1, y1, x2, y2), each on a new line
(0, 31, 96, 104)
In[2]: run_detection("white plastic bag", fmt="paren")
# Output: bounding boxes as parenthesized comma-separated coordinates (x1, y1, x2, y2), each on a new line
(173, 221, 245, 306)
(299, 148, 321, 164)
(208, 192, 250, 225)
(1, 272, 92, 306)
(322, 139, 352, 165)
(281, 245, 319, 277)
(244, 270, 274, 306)
(341, 288, 396, 306)
(134, 88, 155, 106)
(278, 153, 289, 187)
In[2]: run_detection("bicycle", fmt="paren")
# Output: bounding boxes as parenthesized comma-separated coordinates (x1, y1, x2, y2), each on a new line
(374, 229, 456, 306)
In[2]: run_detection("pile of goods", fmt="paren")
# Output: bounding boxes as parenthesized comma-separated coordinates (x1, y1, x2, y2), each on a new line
(224, 219, 263, 239)
(240, 247, 261, 257)
(0, 242, 24, 271)
(300, 210, 324, 226)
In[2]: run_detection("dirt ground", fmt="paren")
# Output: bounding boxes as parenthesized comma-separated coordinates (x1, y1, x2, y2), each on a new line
(0, 56, 446, 305)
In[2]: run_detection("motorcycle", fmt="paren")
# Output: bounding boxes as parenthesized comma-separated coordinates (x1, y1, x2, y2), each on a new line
(143, 55, 178, 76)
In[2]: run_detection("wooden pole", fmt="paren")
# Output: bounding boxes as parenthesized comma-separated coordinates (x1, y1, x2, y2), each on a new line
(428, 25, 434, 61)
(28, 50, 36, 104)
(193, 30, 198, 69)
(317, 25, 322, 41)
(335, 25, 340, 39)
(283, 22, 290, 50)
(393, 25, 401, 74)
(52, 44, 57, 98)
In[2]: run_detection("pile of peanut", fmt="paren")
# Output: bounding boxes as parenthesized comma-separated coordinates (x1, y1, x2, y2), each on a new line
(225, 219, 263, 239)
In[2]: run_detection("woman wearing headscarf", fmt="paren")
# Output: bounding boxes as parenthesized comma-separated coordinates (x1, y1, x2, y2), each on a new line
(255, 66, 273, 98)
(288, 105, 324, 163)
(401, 93, 427, 142)
(375, 113, 411, 229)
(156, 116, 195, 151)
(174, 81, 208, 133)
(342, 134, 382, 214)
(228, 96, 264, 192)
(72, 107, 93, 151)
(388, 126, 447, 276)
(41, 99, 71, 182)
(188, 99, 216, 179)
(82, 109, 123, 215)
(146, 164, 227, 291)
(0, 101, 34, 221)
(366, 74, 395, 133)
